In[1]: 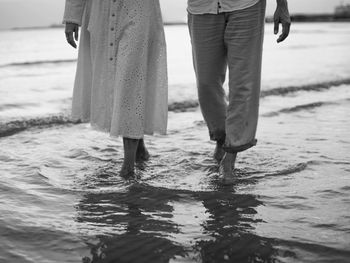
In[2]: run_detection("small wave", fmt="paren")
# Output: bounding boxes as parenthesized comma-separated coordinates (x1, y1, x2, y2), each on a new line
(262, 101, 336, 117)
(168, 100, 198, 112)
(260, 78, 350, 97)
(0, 115, 80, 137)
(229, 163, 308, 184)
(0, 103, 39, 111)
(0, 59, 77, 68)
(265, 162, 308, 177)
(279, 101, 334, 113)
(340, 186, 350, 191)
(0, 101, 198, 137)
(271, 237, 350, 262)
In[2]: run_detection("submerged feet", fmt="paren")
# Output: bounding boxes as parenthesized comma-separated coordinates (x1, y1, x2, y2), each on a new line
(214, 140, 238, 183)
(136, 139, 150, 162)
(214, 141, 225, 163)
(120, 163, 135, 178)
(219, 152, 237, 184)
(120, 138, 150, 178)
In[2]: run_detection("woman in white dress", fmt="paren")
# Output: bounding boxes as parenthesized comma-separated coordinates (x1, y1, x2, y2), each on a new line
(63, 0, 168, 177)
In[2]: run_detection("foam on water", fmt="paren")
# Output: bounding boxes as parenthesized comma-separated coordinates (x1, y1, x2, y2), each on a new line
(0, 59, 77, 68)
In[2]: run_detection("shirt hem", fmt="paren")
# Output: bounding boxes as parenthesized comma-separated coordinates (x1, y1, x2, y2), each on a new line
(187, 0, 260, 15)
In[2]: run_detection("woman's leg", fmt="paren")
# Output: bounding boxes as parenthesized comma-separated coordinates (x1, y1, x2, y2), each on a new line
(136, 139, 150, 161)
(120, 138, 139, 177)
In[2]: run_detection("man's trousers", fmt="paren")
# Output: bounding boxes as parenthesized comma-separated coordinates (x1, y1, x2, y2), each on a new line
(188, 0, 266, 152)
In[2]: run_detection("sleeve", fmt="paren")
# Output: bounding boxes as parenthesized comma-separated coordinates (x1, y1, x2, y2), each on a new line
(62, 0, 87, 26)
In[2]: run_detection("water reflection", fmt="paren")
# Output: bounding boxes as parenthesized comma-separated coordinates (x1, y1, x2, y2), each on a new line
(76, 184, 186, 262)
(194, 185, 277, 262)
(75, 175, 280, 262)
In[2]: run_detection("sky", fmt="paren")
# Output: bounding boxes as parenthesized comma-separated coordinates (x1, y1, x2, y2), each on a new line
(0, 0, 349, 29)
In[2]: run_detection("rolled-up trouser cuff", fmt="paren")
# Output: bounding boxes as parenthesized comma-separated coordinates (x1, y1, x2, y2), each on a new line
(223, 139, 257, 153)
(209, 130, 226, 145)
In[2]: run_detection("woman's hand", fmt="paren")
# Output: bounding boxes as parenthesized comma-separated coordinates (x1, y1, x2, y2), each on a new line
(65, 23, 79, 48)
(274, 0, 291, 43)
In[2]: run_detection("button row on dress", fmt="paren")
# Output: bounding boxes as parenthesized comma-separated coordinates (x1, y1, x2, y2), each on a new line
(110, 0, 117, 63)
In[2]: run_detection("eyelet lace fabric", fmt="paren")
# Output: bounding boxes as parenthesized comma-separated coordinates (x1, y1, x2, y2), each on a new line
(67, 0, 168, 138)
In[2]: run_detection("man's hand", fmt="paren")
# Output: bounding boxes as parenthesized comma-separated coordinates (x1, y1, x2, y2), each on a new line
(274, 0, 291, 43)
(65, 23, 79, 48)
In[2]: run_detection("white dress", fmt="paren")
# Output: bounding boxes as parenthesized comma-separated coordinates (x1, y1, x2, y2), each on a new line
(63, 0, 168, 138)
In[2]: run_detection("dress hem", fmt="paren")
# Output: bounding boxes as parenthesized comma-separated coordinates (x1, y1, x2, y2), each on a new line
(75, 117, 167, 139)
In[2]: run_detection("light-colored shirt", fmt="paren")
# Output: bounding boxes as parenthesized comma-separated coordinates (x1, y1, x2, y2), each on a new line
(187, 0, 260, 14)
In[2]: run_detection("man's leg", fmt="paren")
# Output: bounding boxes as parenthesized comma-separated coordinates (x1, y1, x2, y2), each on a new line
(188, 13, 228, 162)
(221, 0, 266, 178)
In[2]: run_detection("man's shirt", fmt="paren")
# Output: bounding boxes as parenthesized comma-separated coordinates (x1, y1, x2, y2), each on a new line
(187, 0, 260, 14)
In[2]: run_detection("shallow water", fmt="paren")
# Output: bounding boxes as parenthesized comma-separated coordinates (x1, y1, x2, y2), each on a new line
(1, 23, 350, 262)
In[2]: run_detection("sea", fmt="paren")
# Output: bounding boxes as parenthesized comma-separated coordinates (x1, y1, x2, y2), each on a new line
(0, 22, 350, 263)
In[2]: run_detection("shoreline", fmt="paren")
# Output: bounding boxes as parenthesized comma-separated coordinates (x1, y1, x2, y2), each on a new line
(1, 16, 349, 32)
(266, 14, 350, 23)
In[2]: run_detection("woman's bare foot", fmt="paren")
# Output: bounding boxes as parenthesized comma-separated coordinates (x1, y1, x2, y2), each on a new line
(120, 138, 139, 178)
(136, 139, 150, 162)
(120, 163, 135, 178)
(219, 152, 237, 184)
(214, 141, 225, 163)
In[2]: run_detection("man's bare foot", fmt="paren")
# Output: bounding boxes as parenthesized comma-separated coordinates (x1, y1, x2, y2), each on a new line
(214, 141, 225, 163)
(136, 139, 150, 162)
(219, 153, 237, 184)
(120, 163, 135, 178)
